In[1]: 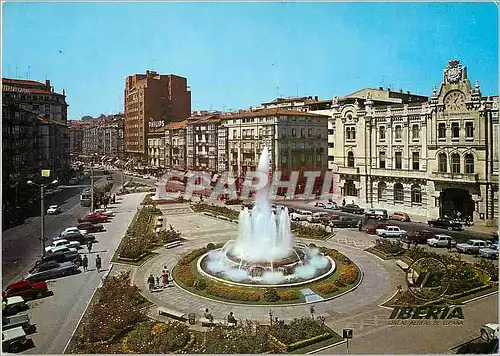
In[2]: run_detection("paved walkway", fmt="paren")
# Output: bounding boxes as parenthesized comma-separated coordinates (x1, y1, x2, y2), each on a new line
(116, 205, 402, 327)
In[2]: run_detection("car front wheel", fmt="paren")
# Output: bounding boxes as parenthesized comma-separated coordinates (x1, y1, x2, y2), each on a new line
(481, 329, 491, 342)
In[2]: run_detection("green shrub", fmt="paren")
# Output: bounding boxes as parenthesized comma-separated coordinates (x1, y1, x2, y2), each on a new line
(373, 239, 405, 255)
(206, 242, 216, 250)
(205, 284, 261, 301)
(263, 288, 280, 302)
(313, 282, 339, 295)
(279, 290, 300, 301)
(124, 320, 191, 353)
(269, 317, 329, 345)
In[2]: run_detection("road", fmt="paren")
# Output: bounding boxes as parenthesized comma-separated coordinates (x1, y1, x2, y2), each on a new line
(24, 192, 144, 354)
(2, 170, 113, 288)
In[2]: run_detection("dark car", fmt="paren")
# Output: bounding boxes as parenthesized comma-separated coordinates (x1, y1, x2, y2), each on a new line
(402, 229, 434, 244)
(26, 261, 79, 283)
(3, 280, 49, 300)
(340, 204, 364, 214)
(427, 218, 463, 231)
(76, 221, 104, 233)
(329, 216, 358, 228)
(365, 222, 392, 235)
(32, 251, 82, 270)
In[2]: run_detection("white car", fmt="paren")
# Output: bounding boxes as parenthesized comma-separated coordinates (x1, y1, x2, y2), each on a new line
(46, 245, 78, 255)
(45, 239, 81, 253)
(46, 205, 62, 215)
(290, 210, 313, 221)
(479, 244, 499, 260)
(456, 239, 489, 254)
(480, 323, 499, 342)
(427, 234, 457, 247)
(376, 226, 407, 238)
(61, 227, 88, 236)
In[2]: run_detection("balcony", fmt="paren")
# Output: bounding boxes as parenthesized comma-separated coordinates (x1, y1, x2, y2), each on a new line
(432, 171, 479, 183)
(337, 166, 360, 175)
(371, 168, 427, 179)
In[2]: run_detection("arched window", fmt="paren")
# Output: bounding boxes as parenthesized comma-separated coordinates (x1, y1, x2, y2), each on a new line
(465, 154, 474, 174)
(377, 182, 386, 201)
(344, 180, 357, 197)
(347, 152, 355, 167)
(438, 153, 447, 172)
(411, 184, 422, 204)
(451, 153, 460, 174)
(394, 183, 404, 202)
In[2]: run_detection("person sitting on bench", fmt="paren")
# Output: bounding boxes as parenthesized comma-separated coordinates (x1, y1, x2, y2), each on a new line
(227, 311, 237, 326)
(204, 308, 214, 323)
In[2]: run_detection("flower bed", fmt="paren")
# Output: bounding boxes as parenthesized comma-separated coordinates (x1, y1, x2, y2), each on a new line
(158, 228, 182, 244)
(123, 320, 192, 353)
(291, 222, 330, 240)
(116, 207, 162, 261)
(68, 272, 147, 353)
(191, 203, 240, 220)
(371, 239, 405, 256)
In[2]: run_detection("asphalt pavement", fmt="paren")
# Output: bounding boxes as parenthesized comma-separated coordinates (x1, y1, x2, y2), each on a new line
(2, 171, 110, 288)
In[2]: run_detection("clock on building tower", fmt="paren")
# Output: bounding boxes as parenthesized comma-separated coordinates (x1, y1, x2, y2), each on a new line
(444, 91, 466, 111)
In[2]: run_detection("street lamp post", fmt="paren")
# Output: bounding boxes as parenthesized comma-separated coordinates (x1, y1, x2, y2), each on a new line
(90, 167, 94, 212)
(27, 179, 58, 255)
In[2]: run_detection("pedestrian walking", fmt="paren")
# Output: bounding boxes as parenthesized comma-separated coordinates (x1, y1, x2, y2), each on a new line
(447, 237, 452, 252)
(82, 255, 89, 272)
(162, 269, 168, 287)
(87, 241, 93, 253)
(165, 269, 170, 285)
(155, 276, 160, 288)
(358, 219, 363, 232)
(147, 274, 155, 291)
(342, 198, 346, 206)
(95, 254, 102, 273)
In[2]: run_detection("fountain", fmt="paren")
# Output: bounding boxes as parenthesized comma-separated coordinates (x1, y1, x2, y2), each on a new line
(197, 148, 335, 287)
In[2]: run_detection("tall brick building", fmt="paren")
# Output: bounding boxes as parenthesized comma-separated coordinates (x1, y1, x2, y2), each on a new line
(124, 70, 191, 164)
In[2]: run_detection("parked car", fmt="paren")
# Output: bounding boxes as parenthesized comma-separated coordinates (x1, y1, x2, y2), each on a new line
(365, 209, 388, 220)
(68, 177, 79, 185)
(58, 232, 95, 245)
(366, 222, 392, 235)
(3, 280, 49, 300)
(427, 218, 463, 231)
(60, 227, 88, 236)
(31, 251, 82, 272)
(45, 239, 81, 253)
(479, 244, 499, 260)
(390, 211, 411, 222)
(402, 229, 434, 244)
(480, 323, 499, 342)
(94, 208, 114, 217)
(78, 213, 107, 224)
(426, 234, 457, 247)
(2, 313, 33, 333)
(2, 326, 29, 353)
(376, 226, 407, 238)
(290, 210, 313, 221)
(76, 221, 104, 233)
(456, 239, 490, 254)
(314, 202, 328, 208)
(3, 296, 29, 317)
(340, 204, 364, 214)
(26, 261, 80, 283)
(308, 212, 332, 224)
(325, 202, 339, 210)
(46, 205, 62, 215)
(329, 216, 358, 228)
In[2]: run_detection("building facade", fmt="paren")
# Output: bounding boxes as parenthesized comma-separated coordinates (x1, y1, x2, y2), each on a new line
(186, 115, 221, 173)
(165, 120, 188, 171)
(147, 128, 166, 168)
(2, 78, 70, 182)
(124, 70, 191, 164)
(313, 60, 498, 223)
(219, 109, 330, 193)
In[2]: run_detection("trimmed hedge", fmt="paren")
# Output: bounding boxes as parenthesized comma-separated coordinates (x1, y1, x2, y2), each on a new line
(286, 332, 333, 352)
(205, 284, 261, 302)
(336, 265, 359, 285)
(279, 290, 300, 301)
(313, 282, 339, 295)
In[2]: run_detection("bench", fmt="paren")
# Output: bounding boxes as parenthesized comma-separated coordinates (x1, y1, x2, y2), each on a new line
(158, 307, 188, 322)
(164, 240, 182, 249)
(200, 317, 229, 327)
(396, 260, 409, 271)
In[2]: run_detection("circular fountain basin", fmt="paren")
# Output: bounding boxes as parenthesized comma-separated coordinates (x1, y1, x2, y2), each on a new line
(197, 249, 336, 288)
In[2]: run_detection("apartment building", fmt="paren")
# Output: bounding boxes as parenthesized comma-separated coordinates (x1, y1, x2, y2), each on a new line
(219, 109, 330, 193)
(124, 70, 191, 163)
(147, 128, 166, 168)
(186, 114, 221, 173)
(313, 60, 498, 223)
(165, 120, 188, 171)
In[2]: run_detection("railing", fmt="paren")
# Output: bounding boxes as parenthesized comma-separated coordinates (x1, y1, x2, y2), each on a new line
(371, 168, 427, 179)
(431, 171, 479, 182)
(337, 166, 359, 174)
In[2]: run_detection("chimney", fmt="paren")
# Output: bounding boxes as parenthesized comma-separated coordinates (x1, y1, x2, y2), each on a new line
(45, 79, 51, 89)
(399, 89, 403, 93)
(407, 91, 410, 94)
(379, 87, 383, 90)
(314, 96, 318, 101)
(387, 88, 391, 92)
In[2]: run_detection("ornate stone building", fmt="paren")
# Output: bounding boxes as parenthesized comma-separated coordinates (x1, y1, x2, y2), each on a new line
(165, 120, 188, 171)
(321, 60, 498, 223)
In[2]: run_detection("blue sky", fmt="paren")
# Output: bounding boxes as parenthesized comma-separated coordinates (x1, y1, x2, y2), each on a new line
(3, 1, 498, 119)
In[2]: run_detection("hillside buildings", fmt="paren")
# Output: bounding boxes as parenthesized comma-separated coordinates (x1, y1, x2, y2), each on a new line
(124, 70, 191, 164)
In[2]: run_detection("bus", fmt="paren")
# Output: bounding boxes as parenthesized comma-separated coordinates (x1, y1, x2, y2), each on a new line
(80, 189, 92, 207)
